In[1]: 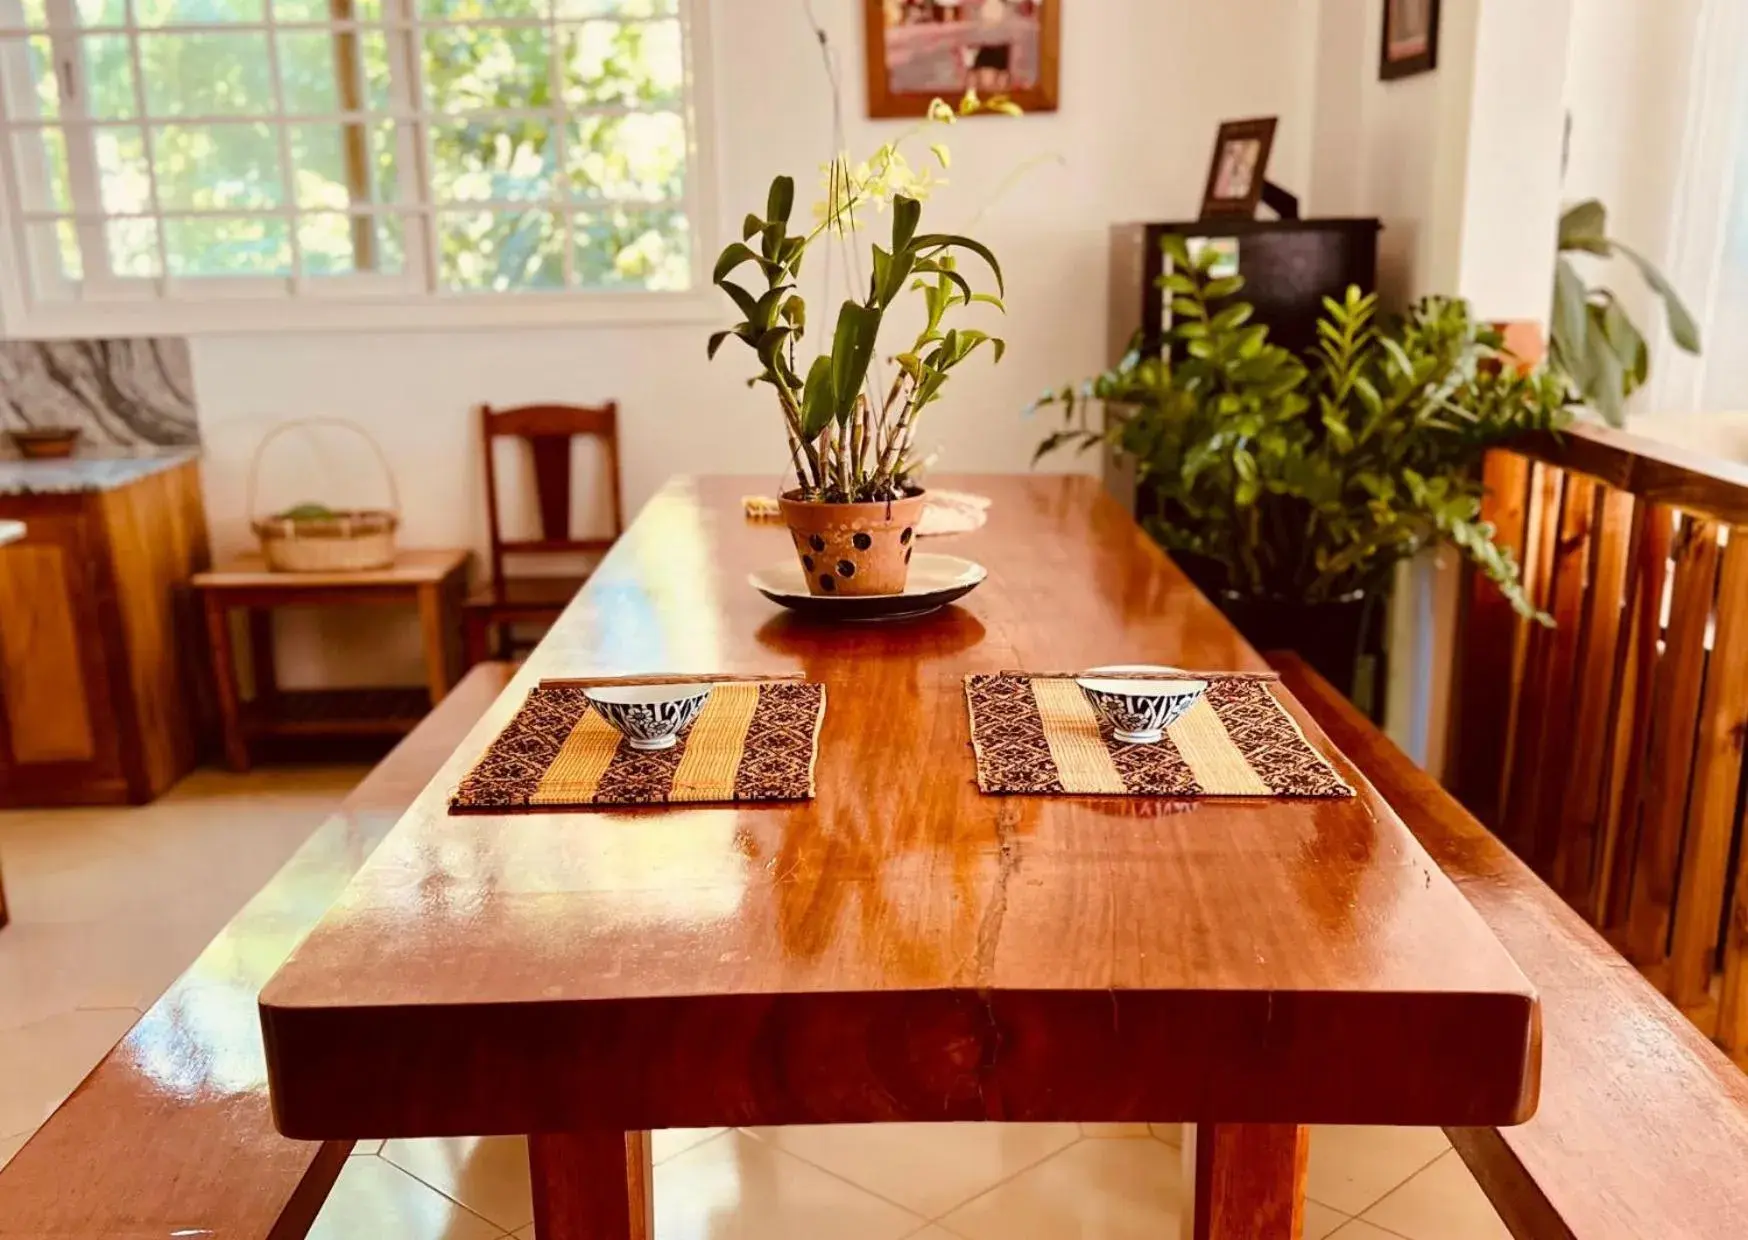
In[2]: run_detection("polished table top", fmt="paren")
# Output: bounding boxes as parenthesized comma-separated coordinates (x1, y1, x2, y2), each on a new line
(261, 475, 1539, 1139)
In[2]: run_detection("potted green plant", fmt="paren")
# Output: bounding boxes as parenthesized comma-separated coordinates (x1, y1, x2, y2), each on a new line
(1033, 236, 1573, 701)
(1551, 197, 1701, 426)
(708, 103, 1005, 597)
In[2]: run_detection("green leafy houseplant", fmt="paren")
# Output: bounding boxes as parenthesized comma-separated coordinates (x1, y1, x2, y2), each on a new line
(1552, 198, 1701, 427)
(709, 101, 1007, 505)
(1033, 237, 1574, 624)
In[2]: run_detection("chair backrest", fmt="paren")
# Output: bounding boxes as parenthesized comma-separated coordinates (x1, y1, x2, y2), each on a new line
(479, 401, 623, 589)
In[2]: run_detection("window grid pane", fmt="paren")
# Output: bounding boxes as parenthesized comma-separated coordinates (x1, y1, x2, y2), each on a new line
(0, 0, 695, 300)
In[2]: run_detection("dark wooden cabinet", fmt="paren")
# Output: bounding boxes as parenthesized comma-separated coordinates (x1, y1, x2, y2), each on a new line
(1108, 218, 1382, 362)
(0, 457, 208, 805)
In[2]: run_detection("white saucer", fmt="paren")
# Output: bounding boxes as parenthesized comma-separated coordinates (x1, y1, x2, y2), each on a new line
(749, 553, 987, 621)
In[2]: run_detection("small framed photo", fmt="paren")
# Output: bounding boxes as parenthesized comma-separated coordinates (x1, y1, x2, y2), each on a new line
(863, 0, 1061, 119)
(1380, 0, 1441, 80)
(1199, 118, 1277, 220)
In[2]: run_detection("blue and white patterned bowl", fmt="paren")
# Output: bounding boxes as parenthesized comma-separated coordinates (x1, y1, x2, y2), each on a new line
(1075, 675, 1208, 745)
(584, 683, 714, 752)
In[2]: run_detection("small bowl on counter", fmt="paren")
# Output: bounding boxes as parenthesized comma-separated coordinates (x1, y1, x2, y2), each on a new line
(6, 427, 81, 460)
(584, 683, 714, 752)
(1076, 672, 1208, 745)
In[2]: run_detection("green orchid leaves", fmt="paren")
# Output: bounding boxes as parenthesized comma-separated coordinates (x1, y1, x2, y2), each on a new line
(708, 159, 1005, 502)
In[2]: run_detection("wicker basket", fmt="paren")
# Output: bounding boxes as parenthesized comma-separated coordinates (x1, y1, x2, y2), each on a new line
(248, 419, 401, 573)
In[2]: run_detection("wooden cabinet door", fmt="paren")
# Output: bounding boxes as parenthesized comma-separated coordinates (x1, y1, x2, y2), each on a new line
(0, 505, 129, 804)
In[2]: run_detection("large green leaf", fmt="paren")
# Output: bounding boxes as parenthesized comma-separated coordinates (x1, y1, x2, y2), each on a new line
(713, 243, 760, 286)
(1558, 198, 1608, 248)
(913, 232, 1005, 295)
(1585, 330, 1627, 426)
(717, 279, 758, 322)
(1551, 257, 1591, 387)
(830, 301, 881, 422)
(871, 245, 917, 308)
(800, 355, 835, 438)
(892, 195, 922, 252)
(1606, 236, 1702, 353)
(1598, 298, 1649, 393)
(767, 176, 795, 226)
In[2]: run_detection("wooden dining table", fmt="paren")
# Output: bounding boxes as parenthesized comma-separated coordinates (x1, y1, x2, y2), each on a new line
(259, 474, 1540, 1239)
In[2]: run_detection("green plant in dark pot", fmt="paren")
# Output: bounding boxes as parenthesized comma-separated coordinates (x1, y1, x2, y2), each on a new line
(1032, 236, 1573, 702)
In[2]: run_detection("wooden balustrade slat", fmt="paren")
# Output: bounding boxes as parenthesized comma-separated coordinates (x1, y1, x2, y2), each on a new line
(1452, 452, 1534, 822)
(1718, 776, 1748, 1059)
(1553, 485, 1636, 908)
(1625, 515, 1721, 972)
(1670, 530, 1748, 1012)
(1522, 474, 1599, 878)
(1500, 463, 1568, 856)
(1601, 504, 1676, 931)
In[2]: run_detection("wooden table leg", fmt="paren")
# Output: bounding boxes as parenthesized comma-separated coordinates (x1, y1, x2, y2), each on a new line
(1183, 1123, 1309, 1240)
(529, 1130, 652, 1240)
(247, 608, 278, 707)
(202, 596, 250, 773)
(417, 582, 454, 707)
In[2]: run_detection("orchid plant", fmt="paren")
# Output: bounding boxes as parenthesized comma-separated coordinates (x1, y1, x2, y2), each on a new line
(709, 97, 1008, 503)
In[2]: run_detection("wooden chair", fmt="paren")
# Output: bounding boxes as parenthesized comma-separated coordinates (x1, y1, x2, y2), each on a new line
(462, 401, 624, 665)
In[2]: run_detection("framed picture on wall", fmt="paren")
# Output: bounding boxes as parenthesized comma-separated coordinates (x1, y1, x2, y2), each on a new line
(1380, 0, 1441, 80)
(863, 0, 1061, 118)
(1199, 117, 1277, 220)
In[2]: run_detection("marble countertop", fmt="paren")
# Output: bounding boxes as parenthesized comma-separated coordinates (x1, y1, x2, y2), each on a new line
(0, 448, 199, 496)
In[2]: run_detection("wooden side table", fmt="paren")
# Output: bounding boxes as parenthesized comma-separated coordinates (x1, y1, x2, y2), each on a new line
(194, 550, 470, 771)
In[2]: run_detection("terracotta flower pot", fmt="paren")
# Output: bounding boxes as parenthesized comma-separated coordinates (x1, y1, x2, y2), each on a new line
(779, 490, 927, 597)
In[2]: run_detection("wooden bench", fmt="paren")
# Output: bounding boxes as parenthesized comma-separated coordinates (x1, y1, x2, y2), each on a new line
(0, 660, 514, 1240)
(1274, 650, 1748, 1240)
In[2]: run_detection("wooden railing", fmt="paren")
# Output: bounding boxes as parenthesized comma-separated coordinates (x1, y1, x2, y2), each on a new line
(1452, 420, 1748, 1064)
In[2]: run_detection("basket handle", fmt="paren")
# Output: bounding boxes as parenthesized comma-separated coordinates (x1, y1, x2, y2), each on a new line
(247, 417, 402, 524)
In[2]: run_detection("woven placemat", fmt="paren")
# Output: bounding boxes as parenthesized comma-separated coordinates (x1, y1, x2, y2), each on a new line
(965, 673, 1353, 798)
(450, 681, 825, 811)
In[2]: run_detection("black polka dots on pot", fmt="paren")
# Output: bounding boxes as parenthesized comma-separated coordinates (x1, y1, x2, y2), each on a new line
(809, 534, 826, 553)
(852, 532, 873, 551)
(900, 527, 914, 545)
(818, 574, 836, 592)
(802, 555, 815, 572)
(837, 560, 856, 578)
(905, 546, 913, 563)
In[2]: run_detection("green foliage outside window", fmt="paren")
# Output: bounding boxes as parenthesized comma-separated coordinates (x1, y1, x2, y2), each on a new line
(31, 0, 690, 290)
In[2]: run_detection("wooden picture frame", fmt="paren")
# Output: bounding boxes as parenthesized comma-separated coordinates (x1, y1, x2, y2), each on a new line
(1380, 0, 1441, 80)
(1199, 117, 1278, 221)
(863, 0, 1061, 119)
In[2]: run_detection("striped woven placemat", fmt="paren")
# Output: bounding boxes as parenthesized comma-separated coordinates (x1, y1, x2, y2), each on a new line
(965, 673, 1353, 798)
(450, 680, 825, 811)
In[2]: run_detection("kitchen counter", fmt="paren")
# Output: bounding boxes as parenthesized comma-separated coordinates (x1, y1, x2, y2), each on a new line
(0, 453, 207, 805)
(0, 449, 200, 496)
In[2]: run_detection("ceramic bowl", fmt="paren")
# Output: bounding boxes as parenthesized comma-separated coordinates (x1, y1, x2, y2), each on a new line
(584, 683, 713, 751)
(1075, 675, 1208, 745)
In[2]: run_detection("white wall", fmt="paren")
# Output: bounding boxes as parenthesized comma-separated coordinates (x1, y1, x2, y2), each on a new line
(189, 0, 1320, 686)
(1307, 0, 1574, 768)
(1560, 0, 1703, 400)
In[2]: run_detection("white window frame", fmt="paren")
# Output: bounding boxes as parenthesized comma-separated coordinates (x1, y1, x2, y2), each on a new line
(0, 0, 720, 337)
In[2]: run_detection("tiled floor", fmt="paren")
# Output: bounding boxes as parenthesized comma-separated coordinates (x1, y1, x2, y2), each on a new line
(0, 768, 1511, 1239)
